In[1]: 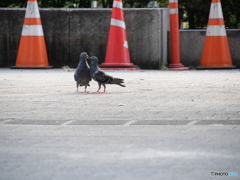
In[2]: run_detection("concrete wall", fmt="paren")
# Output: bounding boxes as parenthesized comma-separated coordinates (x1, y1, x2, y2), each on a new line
(0, 8, 240, 69)
(0, 8, 169, 69)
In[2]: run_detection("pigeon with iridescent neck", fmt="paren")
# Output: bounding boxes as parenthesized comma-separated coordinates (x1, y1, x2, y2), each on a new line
(74, 52, 91, 93)
(89, 56, 125, 93)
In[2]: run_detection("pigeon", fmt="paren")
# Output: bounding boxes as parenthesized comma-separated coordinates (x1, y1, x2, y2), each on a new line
(74, 52, 91, 93)
(89, 56, 125, 93)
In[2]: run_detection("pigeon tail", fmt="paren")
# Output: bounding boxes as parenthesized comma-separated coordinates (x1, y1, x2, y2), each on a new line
(111, 78, 126, 87)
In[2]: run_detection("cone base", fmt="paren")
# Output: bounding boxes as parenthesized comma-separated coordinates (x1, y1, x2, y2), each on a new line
(168, 63, 189, 70)
(196, 66, 236, 70)
(99, 65, 140, 70)
(10, 66, 53, 69)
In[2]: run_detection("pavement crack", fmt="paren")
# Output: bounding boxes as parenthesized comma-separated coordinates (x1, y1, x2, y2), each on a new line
(187, 120, 199, 126)
(0, 119, 14, 124)
(124, 120, 137, 126)
(61, 120, 75, 126)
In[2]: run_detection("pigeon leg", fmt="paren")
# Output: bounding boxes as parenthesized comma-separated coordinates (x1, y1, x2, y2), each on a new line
(103, 84, 107, 93)
(76, 83, 79, 92)
(95, 82, 102, 93)
(78, 87, 89, 93)
(83, 85, 89, 93)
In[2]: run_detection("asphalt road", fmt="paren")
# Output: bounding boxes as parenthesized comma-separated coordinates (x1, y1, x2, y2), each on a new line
(0, 69, 239, 180)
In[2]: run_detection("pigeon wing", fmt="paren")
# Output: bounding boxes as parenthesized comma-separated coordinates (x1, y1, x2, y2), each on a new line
(74, 71, 78, 81)
(94, 70, 113, 84)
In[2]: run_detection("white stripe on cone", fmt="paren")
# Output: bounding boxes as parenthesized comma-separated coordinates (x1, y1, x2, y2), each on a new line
(169, 0, 178, 3)
(123, 40, 128, 48)
(169, 8, 178, 14)
(206, 25, 226, 36)
(113, 1, 122, 8)
(110, 18, 126, 29)
(209, 2, 223, 19)
(21, 25, 44, 36)
(25, 1, 40, 18)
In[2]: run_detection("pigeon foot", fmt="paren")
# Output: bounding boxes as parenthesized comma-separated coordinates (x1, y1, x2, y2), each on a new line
(93, 91, 106, 93)
(77, 91, 89, 93)
(82, 91, 89, 93)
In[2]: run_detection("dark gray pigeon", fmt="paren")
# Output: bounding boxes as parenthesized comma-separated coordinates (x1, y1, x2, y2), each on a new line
(74, 52, 91, 93)
(89, 56, 125, 93)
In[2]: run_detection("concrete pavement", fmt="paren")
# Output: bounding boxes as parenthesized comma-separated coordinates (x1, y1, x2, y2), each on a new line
(0, 68, 240, 121)
(0, 68, 240, 180)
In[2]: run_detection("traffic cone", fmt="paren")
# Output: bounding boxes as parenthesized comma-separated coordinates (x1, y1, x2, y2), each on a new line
(168, 0, 189, 70)
(99, 0, 139, 70)
(11, 0, 52, 69)
(197, 0, 235, 69)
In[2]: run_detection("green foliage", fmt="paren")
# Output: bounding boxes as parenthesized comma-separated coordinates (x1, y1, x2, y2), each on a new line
(64, 1, 80, 8)
(0, 0, 167, 8)
(221, 0, 240, 28)
(123, 0, 168, 8)
(179, 0, 240, 29)
(1, 0, 240, 29)
(0, 0, 90, 8)
(0, 0, 27, 7)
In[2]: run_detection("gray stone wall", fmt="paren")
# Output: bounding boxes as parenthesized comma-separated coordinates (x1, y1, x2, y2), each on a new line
(0, 8, 239, 69)
(0, 8, 169, 69)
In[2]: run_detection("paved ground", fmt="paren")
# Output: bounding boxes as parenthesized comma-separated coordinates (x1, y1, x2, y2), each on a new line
(0, 68, 240, 180)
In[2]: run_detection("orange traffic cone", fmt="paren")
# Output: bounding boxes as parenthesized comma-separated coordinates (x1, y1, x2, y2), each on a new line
(197, 0, 235, 69)
(99, 0, 139, 70)
(11, 0, 52, 69)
